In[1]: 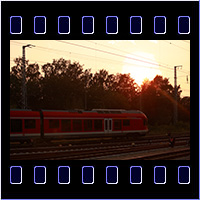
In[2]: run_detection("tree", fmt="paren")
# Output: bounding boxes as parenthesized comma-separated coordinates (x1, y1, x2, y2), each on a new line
(86, 69, 108, 109)
(114, 73, 138, 102)
(10, 58, 42, 109)
(140, 75, 180, 125)
(178, 96, 190, 122)
(25, 63, 42, 109)
(80, 69, 93, 110)
(41, 59, 85, 110)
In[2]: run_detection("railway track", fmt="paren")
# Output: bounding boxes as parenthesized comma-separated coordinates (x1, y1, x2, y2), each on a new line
(10, 135, 190, 160)
(142, 147, 190, 160)
(10, 132, 190, 148)
(92, 146, 190, 160)
(10, 134, 189, 153)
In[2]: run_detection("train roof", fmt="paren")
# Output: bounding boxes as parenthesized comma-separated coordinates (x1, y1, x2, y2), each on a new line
(41, 109, 146, 119)
(40, 109, 143, 114)
(10, 109, 144, 114)
(10, 109, 147, 118)
(10, 109, 40, 117)
(92, 109, 143, 114)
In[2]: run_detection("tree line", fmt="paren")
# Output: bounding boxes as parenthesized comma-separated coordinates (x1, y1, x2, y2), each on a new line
(10, 57, 190, 125)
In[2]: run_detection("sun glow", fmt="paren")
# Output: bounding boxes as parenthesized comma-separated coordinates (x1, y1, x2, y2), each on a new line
(122, 52, 162, 86)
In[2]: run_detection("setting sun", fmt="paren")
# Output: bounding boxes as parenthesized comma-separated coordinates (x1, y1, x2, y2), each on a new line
(122, 52, 162, 86)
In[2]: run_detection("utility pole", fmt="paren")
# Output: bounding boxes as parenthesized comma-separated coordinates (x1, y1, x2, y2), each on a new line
(139, 89, 142, 111)
(22, 44, 35, 109)
(174, 65, 182, 124)
(84, 73, 88, 111)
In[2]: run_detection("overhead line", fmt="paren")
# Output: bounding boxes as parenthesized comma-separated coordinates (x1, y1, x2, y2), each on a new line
(56, 40, 190, 74)
(86, 40, 190, 73)
(181, 40, 190, 44)
(162, 40, 190, 52)
(10, 42, 169, 72)
(55, 40, 175, 70)
(86, 40, 171, 68)
(10, 40, 190, 75)
(10, 58, 47, 64)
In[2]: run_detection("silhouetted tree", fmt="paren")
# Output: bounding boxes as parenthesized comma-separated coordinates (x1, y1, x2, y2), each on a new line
(10, 58, 42, 109)
(140, 75, 182, 125)
(41, 59, 84, 109)
(10, 58, 190, 126)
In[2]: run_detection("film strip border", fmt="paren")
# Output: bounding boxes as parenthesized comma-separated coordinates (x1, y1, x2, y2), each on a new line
(10, 16, 190, 35)
(10, 165, 190, 185)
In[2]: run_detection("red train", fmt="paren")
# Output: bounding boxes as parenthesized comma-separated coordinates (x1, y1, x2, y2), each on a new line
(10, 109, 148, 142)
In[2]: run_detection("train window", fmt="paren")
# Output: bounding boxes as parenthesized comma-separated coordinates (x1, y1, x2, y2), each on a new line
(49, 119, 59, 129)
(73, 120, 82, 131)
(114, 120, 121, 130)
(24, 119, 36, 129)
(94, 120, 103, 131)
(109, 120, 112, 130)
(105, 120, 108, 130)
(123, 119, 130, 126)
(61, 120, 71, 131)
(84, 120, 93, 131)
(11, 119, 22, 132)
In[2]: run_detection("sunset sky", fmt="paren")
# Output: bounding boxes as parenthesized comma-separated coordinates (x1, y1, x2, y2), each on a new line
(10, 40, 190, 97)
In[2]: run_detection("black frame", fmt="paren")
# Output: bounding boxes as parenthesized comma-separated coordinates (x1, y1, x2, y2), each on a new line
(2, 1, 199, 199)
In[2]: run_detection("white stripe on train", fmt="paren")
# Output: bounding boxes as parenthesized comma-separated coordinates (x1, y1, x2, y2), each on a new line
(10, 130, 148, 137)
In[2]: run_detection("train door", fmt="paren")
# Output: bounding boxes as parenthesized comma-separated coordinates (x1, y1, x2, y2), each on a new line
(104, 118, 112, 133)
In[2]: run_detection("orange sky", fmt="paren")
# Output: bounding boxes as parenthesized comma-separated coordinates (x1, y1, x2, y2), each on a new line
(10, 40, 190, 97)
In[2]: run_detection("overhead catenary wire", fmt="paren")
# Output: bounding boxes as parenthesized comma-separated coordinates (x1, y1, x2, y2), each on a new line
(162, 40, 190, 52)
(88, 40, 190, 74)
(10, 41, 173, 73)
(10, 58, 47, 65)
(10, 47, 181, 77)
(86, 40, 171, 68)
(181, 40, 190, 44)
(55, 40, 175, 70)
(55, 40, 190, 75)
(10, 40, 190, 78)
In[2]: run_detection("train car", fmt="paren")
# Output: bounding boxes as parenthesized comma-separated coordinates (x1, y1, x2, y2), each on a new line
(42, 109, 148, 138)
(10, 109, 148, 142)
